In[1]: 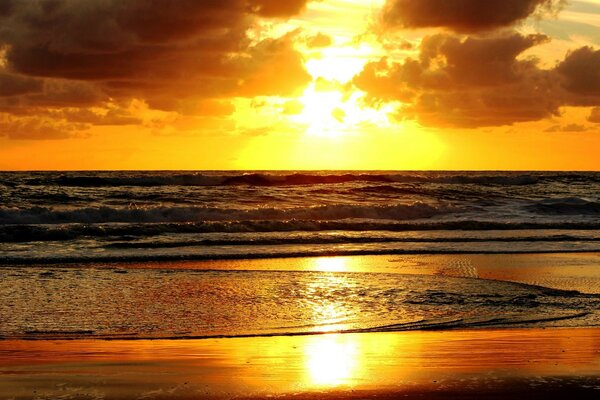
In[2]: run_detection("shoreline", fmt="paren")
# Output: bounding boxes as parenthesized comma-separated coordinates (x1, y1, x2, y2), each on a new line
(0, 311, 594, 342)
(2, 327, 599, 399)
(4, 248, 600, 266)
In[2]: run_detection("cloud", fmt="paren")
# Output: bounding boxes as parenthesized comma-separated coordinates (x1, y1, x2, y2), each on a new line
(355, 33, 561, 127)
(556, 46, 600, 105)
(0, 1, 310, 84)
(249, 0, 308, 18)
(306, 32, 333, 48)
(0, 79, 107, 115)
(354, 29, 600, 129)
(51, 106, 142, 126)
(162, 99, 237, 117)
(589, 107, 600, 123)
(0, 71, 42, 96)
(545, 123, 588, 132)
(0, 112, 88, 140)
(0, 0, 311, 139)
(381, 0, 565, 32)
(233, 35, 312, 97)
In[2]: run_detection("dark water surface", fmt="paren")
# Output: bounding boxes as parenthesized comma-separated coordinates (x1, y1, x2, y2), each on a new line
(1, 171, 600, 262)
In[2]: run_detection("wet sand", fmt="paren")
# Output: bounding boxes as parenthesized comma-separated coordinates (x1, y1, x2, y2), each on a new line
(1, 328, 599, 399)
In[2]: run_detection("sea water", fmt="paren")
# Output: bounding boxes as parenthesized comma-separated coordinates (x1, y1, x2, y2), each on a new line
(1, 171, 599, 338)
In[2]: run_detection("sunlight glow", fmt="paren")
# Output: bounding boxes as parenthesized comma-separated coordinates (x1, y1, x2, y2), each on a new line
(304, 335, 359, 386)
(293, 86, 347, 137)
(304, 43, 380, 82)
(293, 85, 394, 138)
(313, 257, 349, 272)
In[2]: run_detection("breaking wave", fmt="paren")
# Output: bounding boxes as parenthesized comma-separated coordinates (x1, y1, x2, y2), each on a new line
(0, 202, 453, 225)
(2, 220, 600, 242)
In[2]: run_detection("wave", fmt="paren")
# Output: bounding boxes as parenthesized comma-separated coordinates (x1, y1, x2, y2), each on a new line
(3, 220, 600, 242)
(13, 172, 560, 187)
(0, 202, 452, 225)
(529, 197, 600, 215)
(100, 234, 600, 249)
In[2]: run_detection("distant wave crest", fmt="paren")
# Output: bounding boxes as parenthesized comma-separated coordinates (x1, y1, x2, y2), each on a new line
(13, 172, 554, 187)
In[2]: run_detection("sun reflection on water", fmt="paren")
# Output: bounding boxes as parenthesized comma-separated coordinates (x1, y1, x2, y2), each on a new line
(305, 268, 354, 331)
(313, 257, 348, 272)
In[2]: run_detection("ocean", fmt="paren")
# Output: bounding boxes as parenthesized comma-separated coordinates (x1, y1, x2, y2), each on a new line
(1, 171, 599, 339)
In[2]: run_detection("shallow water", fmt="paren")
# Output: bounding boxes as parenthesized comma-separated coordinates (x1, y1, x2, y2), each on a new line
(2, 255, 599, 340)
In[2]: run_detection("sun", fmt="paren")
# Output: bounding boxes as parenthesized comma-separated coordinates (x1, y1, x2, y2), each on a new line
(292, 83, 396, 139)
(293, 86, 348, 137)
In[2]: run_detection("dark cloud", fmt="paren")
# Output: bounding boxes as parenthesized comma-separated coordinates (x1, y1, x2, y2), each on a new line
(29, 80, 107, 107)
(360, 0, 600, 129)
(0, 0, 13, 17)
(556, 46, 600, 105)
(381, 0, 565, 32)
(355, 33, 561, 127)
(355, 30, 600, 128)
(417, 33, 549, 87)
(0, 79, 106, 111)
(0, 0, 312, 139)
(0, 71, 42, 96)
(0, 1, 309, 82)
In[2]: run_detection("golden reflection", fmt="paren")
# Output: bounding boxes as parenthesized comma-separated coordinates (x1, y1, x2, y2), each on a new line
(313, 256, 348, 272)
(304, 334, 359, 386)
(306, 272, 351, 331)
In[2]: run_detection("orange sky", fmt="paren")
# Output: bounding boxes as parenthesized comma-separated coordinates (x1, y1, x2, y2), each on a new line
(1, 0, 600, 170)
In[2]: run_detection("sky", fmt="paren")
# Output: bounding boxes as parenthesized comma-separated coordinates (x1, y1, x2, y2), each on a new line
(0, 0, 600, 170)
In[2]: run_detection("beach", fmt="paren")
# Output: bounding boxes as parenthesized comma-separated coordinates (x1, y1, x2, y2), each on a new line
(1, 254, 600, 399)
